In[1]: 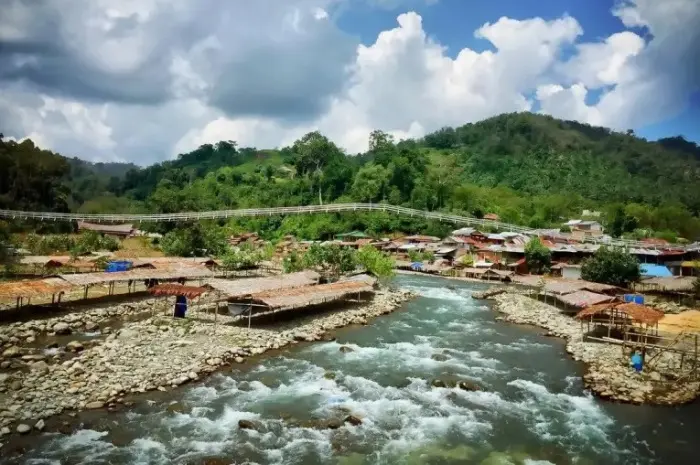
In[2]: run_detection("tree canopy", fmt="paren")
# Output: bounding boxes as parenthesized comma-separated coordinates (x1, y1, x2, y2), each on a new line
(581, 247, 641, 287)
(3, 112, 700, 242)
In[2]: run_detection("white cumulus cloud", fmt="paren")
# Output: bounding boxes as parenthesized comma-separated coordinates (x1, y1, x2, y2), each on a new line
(0, 0, 698, 163)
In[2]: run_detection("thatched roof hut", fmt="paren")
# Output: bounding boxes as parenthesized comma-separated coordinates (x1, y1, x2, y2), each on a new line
(205, 271, 320, 299)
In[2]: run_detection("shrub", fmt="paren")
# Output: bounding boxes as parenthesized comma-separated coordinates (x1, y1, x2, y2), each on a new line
(581, 247, 640, 287)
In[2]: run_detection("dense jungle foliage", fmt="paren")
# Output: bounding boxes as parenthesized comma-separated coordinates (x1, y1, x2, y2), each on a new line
(2, 112, 700, 250)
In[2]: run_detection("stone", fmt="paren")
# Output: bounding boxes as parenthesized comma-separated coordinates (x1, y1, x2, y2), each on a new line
(30, 360, 50, 374)
(324, 371, 337, 380)
(430, 353, 449, 362)
(430, 379, 448, 388)
(65, 341, 84, 352)
(2, 346, 21, 358)
(166, 402, 190, 414)
(85, 322, 99, 332)
(1, 426, 10, 436)
(457, 380, 482, 392)
(85, 401, 105, 409)
(344, 415, 362, 426)
(188, 372, 198, 380)
(238, 419, 259, 430)
(649, 372, 662, 382)
(234, 357, 244, 364)
(16, 424, 31, 434)
(34, 419, 45, 431)
(339, 346, 354, 353)
(53, 322, 72, 335)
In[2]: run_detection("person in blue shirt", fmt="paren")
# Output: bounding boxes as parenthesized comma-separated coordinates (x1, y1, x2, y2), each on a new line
(631, 350, 643, 372)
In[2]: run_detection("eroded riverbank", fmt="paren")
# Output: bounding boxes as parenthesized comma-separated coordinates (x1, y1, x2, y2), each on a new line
(490, 293, 700, 405)
(0, 289, 414, 439)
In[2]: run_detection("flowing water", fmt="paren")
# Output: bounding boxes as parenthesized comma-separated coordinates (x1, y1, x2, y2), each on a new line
(9, 275, 700, 465)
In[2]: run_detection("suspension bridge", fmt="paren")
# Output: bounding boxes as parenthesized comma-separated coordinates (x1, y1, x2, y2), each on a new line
(0, 203, 681, 250)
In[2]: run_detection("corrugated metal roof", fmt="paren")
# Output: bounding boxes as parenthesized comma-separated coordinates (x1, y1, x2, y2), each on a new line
(639, 264, 673, 277)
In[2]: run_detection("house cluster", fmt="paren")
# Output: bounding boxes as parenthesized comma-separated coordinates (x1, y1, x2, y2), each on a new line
(321, 222, 700, 288)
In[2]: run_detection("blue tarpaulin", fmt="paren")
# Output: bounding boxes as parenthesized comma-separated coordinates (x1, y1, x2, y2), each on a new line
(410, 262, 423, 271)
(624, 294, 645, 304)
(639, 264, 673, 278)
(105, 260, 132, 273)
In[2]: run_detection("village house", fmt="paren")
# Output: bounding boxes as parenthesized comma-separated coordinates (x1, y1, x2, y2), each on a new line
(563, 219, 604, 239)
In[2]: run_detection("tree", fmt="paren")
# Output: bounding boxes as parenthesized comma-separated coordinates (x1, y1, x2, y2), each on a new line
(355, 245, 395, 283)
(283, 250, 305, 273)
(351, 163, 391, 202)
(524, 237, 551, 274)
(303, 244, 356, 280)
(581, 247, 640, 287)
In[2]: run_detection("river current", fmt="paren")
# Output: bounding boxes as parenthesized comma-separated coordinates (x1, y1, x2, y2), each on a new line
(11, 275, 700, 465)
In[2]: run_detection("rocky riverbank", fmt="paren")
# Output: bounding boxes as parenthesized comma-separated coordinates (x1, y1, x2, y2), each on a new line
(490, 293, 700, 405)
(0, 289, 415, 439)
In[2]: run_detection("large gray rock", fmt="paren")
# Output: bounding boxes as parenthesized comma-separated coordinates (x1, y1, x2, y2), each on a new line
(2, 346, 21, 358)
(53, 322, 71, 335)
(85, 401, 105, 409)
(65, 341, 84, 352)
(16, 424, 31, 434)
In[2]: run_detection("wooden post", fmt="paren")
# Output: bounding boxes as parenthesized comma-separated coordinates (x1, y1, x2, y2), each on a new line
(695, 335, 698, 380)
(84, 286, 89, 300)
(607, 309, 613, 338)
(214, 301, 218, 331)
(248, 305, 252, 329)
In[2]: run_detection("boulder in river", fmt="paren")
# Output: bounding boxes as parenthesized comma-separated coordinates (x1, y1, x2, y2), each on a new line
(65, 341, 84, 352)
(16, 424, 31, 434)
(431, 378, 456, 388)
(339, 346, 354, 353)
(344, 415, 363, 426)
(457, 380, 482, 392)
(238, 419, 260, 430)
(85, 321, 99, 332)
(53, 322, 72, 335)
(430, 353, 449, 362)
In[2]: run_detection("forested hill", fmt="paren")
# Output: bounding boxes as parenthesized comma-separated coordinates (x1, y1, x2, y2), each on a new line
(1, 112, 700, 241)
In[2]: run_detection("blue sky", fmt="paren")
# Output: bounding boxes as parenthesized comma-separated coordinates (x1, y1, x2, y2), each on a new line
(338, 0, 699, 143)
(1, 0, 698, 163)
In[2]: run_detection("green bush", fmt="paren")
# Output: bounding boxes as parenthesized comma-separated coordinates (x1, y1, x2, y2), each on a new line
(355, 245, 395, 282)
(581, 247, 640, 287)
(524, 237, 551, 274)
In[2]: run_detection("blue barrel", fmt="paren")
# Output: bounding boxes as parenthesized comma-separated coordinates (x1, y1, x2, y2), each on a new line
(106, 260, 132, 272)
(624, 294, 644, 304)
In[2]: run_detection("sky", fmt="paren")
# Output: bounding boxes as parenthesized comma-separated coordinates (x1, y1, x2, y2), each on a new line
(0, 0, 698, 165)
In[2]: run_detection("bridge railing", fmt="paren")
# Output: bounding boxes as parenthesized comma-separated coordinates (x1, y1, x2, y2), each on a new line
(0, 203, 682, 250)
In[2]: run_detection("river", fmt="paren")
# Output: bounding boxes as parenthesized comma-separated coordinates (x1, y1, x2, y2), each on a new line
(8, 275, 700, 464)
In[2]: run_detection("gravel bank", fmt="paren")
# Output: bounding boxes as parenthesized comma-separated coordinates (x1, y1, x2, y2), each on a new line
(491, 293, 700, 406)
(0, 289, 414, 438)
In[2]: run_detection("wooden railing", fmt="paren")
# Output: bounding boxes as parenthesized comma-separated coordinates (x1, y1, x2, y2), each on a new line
(0, 203, 684, 249)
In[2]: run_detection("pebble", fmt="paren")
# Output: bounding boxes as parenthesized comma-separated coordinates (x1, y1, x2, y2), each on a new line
(0, 289, 415, 431)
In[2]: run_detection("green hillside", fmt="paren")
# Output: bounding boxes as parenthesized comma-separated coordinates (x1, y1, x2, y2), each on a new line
(2, 113, 700, 245)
